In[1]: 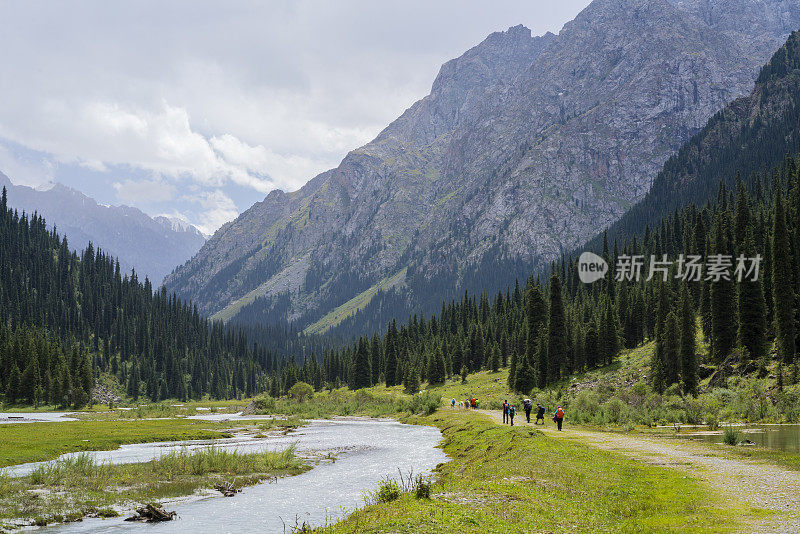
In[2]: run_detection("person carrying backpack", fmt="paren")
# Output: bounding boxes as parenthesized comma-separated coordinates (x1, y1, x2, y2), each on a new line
(523, 398, 532, 423)
(502, 400, 509, 424)
(554, 405, 564, 431)
(536, 403, 545, 425)
(509, 404, 516, 426)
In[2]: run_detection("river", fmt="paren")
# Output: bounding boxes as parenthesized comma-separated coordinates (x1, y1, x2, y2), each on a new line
(30, 418, 447, 533)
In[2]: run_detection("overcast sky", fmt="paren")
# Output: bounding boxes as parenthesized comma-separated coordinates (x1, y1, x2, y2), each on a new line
(0, 1, 591, 234)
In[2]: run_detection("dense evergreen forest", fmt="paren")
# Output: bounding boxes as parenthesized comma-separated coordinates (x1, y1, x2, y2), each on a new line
(0, 188, 286, 405)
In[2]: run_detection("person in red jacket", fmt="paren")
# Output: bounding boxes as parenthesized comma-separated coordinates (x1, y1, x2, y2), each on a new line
(553, 406, 564, 431)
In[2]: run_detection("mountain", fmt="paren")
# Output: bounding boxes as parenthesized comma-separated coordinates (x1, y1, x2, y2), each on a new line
(164, 0, 800, 333)
(0, 173, 207, 285)
(593, 27, 800, 248)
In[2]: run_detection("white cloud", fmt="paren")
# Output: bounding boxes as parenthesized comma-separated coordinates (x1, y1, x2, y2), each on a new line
(185, 190, 240, 236)
(114, 178, 177, 203)
(0, 0, 590, 232)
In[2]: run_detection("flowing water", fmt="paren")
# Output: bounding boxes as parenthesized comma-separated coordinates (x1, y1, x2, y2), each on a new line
(682, 424, 800, 452)
(0, 412, 77, 424)
(30, 418, 447, 533)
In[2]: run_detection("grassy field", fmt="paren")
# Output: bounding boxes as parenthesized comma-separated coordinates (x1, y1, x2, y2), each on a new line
(0, 419, 233, 468)
(319, 410, 757, 534)
(0, 446, 307, 530)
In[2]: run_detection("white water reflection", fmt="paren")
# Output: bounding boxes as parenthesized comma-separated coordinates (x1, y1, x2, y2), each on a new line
(0, 412, 77, 424)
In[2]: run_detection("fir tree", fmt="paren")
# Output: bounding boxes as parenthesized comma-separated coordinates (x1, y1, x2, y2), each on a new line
(546, 273, 567, 384)
(679, 283, 698, 395)
(710, 211, 737, 362)
(773, 188, 796, 363)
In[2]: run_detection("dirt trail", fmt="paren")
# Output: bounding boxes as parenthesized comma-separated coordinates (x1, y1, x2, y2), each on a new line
(476, 409, 800, 533)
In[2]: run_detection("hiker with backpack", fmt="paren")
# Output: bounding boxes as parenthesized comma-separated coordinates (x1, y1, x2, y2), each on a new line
(553, 405, 564, 431)
(535, 403, 545, 425)
(523, 398, 532, 423)
(509, 404, 516, 426)
(502, 399, 510, 424)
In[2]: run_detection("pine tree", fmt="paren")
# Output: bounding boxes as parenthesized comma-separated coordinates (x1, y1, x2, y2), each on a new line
(679, 283, 698, 395)
(384, 321, 399, 386)
(350, 337, 372, 390)
(429, 345, 446, 385)
(489, 343, 500, 373)
(546, 273, 567, 384)
(773, 188, 796, 363)
(663, 311, 680, 388)
(710, 212, 737, 362)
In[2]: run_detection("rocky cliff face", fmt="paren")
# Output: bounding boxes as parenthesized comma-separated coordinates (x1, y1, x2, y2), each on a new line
(164, 0, 800, 328)
(0, 174, 207, 284)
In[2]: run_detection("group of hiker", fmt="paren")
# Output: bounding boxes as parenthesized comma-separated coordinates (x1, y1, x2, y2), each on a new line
(451, 395, 565, 430)
(502, 399, 564, 430)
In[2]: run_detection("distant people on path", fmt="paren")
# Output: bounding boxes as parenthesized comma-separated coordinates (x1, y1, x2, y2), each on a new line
(470, 397, 477, 409)
(523, 398, 532, 423)
(535, 403, 545, 425)
(451, 398, 456, 408)
(554, 406, 564, 431)
(502, 400, 510, 423)
(509, 404, 516, 426)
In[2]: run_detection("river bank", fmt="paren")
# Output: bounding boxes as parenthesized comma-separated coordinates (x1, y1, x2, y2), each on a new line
(0, 420, 308, 531)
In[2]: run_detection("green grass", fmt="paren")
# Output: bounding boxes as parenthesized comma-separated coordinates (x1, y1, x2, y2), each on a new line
(0, 446, 306, 529)
(320, 411, 754, 533)
(0, 419, 232, 468)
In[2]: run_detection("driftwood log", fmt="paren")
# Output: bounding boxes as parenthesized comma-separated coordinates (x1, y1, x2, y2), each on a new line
(214, 481, 241, 497)
(124, 504, 177, 522)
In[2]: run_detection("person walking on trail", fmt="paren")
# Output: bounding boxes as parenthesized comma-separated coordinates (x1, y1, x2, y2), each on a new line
(471, 397, 477, 409)
(554, 405, 564, 431)
(523, 398, 532, 423)
(502, 400, 510, 424)
(509, 405, 516, 426)
(536, 403, 545, 425)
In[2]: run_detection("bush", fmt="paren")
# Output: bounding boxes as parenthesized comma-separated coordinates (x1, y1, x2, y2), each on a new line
(407, 392, 441, 415)
(369, 477, 402, 504)
(288, 382, 314, 403)
(414, 475, 432, 499)
(253, 394, 276, 411)
(602, 397, 627, 425)
(722, 426, 742, 446)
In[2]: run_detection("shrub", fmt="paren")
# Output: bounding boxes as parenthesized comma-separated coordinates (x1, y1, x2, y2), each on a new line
(407, 392, 441, 415)
(414, 475, 432, 499)
(288, 382, 314, 403)
(253, 394, 276, 412)
(370, 477, 402, 504)
(722, 426, 741, 446)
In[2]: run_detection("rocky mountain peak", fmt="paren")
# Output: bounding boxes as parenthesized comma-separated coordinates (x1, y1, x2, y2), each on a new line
(165, 0, 800, 333)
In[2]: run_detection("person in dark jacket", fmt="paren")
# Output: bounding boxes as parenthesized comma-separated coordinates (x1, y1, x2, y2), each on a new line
(535, 403, 545, 425)
(502, 400, 509, 424)
(509, 405, 516, 426)
(523, 398, 532, 423)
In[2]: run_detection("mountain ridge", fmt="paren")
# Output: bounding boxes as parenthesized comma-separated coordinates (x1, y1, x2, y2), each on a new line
(165, 0, 800, 331)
